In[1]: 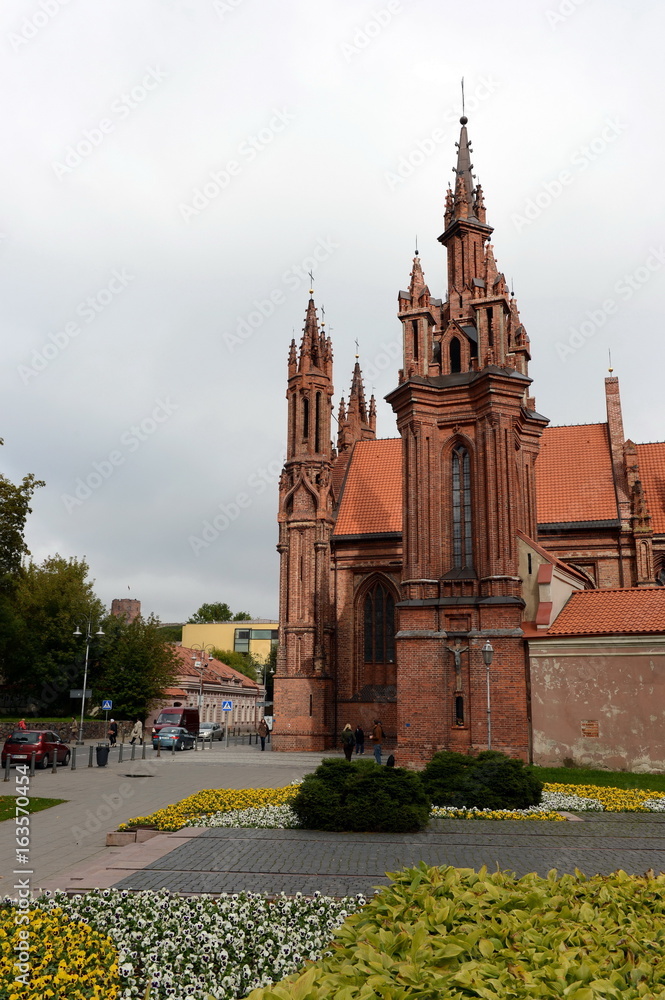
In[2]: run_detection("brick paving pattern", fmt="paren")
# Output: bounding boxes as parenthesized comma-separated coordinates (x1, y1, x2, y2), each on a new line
(112, 813, 665, 896)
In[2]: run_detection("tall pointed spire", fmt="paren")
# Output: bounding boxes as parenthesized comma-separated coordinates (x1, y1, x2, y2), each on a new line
(336, 358, 376, 454)
(452, 116, 476, 221)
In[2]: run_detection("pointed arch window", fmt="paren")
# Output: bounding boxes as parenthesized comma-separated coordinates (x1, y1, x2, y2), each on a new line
(363, 583, 395, 664)
(449, 336, 461, 373)
(452, 445, 473, 569)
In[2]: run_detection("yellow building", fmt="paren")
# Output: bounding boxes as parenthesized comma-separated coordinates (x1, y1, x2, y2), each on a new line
(181, 619, 278, 664)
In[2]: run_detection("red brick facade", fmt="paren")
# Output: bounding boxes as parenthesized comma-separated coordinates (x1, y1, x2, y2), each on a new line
(273, 116, 665, 761)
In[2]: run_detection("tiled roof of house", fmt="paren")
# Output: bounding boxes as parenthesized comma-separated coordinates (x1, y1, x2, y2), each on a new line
(536, 423, 618, 524)
(334, 438, 402, 536)
(174, 646, 258, 689)
(636, 442, 665, 534)
(547, 588, 665, 635)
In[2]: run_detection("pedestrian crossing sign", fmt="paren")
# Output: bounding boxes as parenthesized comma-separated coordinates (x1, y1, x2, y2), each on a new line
(222, 700, 233, 711)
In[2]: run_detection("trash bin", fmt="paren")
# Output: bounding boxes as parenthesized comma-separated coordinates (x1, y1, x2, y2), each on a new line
(95, 743, 110, 767)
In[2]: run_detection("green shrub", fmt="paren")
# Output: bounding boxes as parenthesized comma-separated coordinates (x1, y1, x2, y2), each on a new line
(422, 749, 542, 809)
(292, 758, 430, 832)
(246, 865, 665, 1000)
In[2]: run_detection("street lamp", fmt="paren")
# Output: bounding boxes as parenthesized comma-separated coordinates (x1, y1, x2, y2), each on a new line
(191, 645, 214, 716)
(481, 640, 494, 750)
(73, 619, 104, 744)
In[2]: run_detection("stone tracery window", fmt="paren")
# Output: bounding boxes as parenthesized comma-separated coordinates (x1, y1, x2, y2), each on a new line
(452, 445, 473, 569)
(363, 582, 395, 665)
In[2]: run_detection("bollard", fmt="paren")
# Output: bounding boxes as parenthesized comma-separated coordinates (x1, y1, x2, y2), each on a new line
(131, 744, 136, 761)
(88, 745, 94, 768)
(141, 742, 146, 759)
(194, 736, 197, 752)
(3, 755, 11, 782)
(156, 742, 161, 757)
(29, 752, 36, 776)
(118, 743, 124, 764)
(71, 746, 77, 771)
(51, 751, 58, 774)
(171, 740, 176, 758)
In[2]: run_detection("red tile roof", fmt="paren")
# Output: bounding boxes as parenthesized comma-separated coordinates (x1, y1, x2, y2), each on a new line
(636, 442, 665, 534)
(334, 439, 402, 536)
(547, 588, 665, 635)
(174, 646, 258, 689)
(536, 424, 618, 524)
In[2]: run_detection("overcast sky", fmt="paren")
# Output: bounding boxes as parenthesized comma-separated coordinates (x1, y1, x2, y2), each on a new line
(1, 0, 663, 623)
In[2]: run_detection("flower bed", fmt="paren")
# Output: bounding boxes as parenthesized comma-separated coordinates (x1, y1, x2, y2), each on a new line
(0, 905, 119, 999)
(29, 888, 364, 1000)
(119, 781, 665, 833)
(245, 865, 665, 1000)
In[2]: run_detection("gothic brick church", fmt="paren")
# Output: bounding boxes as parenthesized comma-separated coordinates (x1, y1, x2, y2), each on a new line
(273, 116, 665, 769)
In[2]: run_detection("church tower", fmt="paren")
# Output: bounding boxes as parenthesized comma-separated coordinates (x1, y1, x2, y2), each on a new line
(274, 295, 336, 749)
(387, 116, 549, 764)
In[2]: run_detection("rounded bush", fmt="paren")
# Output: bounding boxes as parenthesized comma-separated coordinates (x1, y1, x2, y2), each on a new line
(292, 759, 431, 832)
(422, 749, 542, 810)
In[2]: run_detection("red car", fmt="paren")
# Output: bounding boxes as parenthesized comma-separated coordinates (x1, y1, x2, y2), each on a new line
(1, 730, 71, 769)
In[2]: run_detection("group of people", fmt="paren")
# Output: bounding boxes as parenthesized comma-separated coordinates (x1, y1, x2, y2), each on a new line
(341, 720, 385, 764)
(107, 718, 143, 746)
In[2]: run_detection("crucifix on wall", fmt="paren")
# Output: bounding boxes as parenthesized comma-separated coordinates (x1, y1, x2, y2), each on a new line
(446, 640, 468, 692)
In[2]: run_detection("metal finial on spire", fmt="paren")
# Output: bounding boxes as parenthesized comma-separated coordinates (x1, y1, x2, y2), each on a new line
(608, 349, 613, 374)
(308, 269, 314, 295)
(354, 338, 360, 359)
(415, 235, 419, 256)
(460, 76, 467, 125)
(321, 304, 325, 327)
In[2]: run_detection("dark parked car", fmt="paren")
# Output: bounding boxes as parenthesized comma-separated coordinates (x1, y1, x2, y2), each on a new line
(151, 726, 196, 751)
(197, 722, 223, 741)
(2, 730, 71, 769)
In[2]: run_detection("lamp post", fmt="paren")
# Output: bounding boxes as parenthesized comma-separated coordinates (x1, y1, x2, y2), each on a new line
(481, 640, 494, 750)
(73, 619, 104, 744)
(191, 645, 214, 717)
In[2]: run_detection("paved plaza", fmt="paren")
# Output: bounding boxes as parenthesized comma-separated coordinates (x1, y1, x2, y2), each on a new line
(1, 744, 664, 898)
(108, 813, 665, 897)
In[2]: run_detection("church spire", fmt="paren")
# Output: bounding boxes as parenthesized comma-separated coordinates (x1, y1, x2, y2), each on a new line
(337, 359, 376, 454)
(452, 117, 476, 222)
(298, 296, 332, 378)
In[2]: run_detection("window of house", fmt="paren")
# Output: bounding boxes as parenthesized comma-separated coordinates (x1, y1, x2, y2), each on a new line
(234, 629, 250, 653)
(363, 582, 395, 664)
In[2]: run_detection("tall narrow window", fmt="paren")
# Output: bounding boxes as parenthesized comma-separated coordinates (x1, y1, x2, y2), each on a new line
(412, 319, 419, 361)
(452, 445, 473, 569)
(450, 336, 461, 374)
(487, 307, 494, 346)
(455, 696, 464, 726)
(314, 392, 321, 452)
(302, 396, 309, 440)
(363, 583, 395, 664)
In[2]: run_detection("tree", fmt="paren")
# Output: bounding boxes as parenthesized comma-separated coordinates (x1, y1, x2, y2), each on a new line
(210, 648, 259, 682)
(96, 613, 180, 721)
(0, 472, 45, 686)
(0, 472, 44, 587)
(188, 602, 252, 623)
(3, 555, 104, 713)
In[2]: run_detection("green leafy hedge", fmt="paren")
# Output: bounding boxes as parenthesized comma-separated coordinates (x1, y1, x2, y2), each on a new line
(247, 864, 665, 999)
(422, 749, 543, 810)
(291, 758, 430, 832)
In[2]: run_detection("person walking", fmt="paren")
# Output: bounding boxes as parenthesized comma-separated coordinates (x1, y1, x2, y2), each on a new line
(17, 719, 26, 731)
(257, 717, 269, 751)
(129, 719, 143, 745)
(370, 719, 385, 765)
(108, 719, 118, 746)
(69, 717, 78, 742)
(354, 724, 365, 755)
(341, 723, 355, 761)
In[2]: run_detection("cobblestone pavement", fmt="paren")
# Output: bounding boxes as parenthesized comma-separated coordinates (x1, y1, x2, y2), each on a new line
(112, 813, 665, 897)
